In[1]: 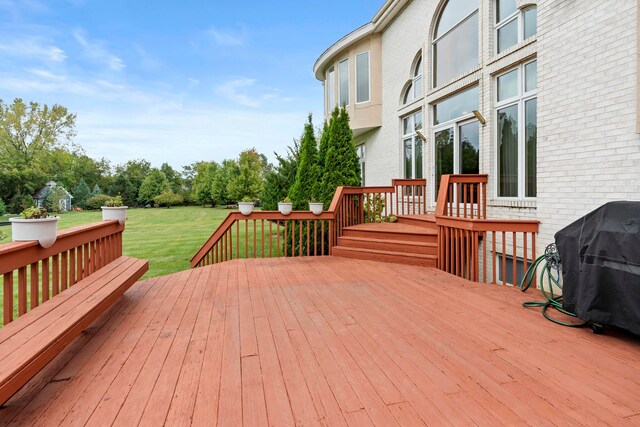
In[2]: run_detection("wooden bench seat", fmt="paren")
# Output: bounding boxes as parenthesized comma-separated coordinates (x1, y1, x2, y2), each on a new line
(0, 256, 148, 405)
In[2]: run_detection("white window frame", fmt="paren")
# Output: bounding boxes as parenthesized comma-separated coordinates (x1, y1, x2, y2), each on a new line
(355, 51, 371, 104)
(494, 4, 537, 55)
(326, 66, 336, 115)
(494, 59, 537, 200)
(401, 110, 424, 180)
(403, 56, 423, 104)
(338, 58, 350, 107)
(357, 144, 366, 185)
(431, 114, 478, 203)
(432, 8, 479, 89)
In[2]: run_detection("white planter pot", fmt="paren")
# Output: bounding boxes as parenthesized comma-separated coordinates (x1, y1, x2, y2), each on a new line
(101, 206, 128, 225)
(10, 217, 59, 248)
(309, 202, 324, 216)
(278, 202, 293, 216)
(238, 202, 255, 216)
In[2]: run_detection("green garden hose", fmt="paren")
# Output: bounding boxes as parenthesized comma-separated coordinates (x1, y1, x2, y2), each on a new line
(518, 244, 587, 328)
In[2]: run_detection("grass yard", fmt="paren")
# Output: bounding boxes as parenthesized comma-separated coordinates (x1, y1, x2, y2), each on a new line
(1, 206, 234, 279)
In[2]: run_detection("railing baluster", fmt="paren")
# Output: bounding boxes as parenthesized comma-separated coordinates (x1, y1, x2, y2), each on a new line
(18, 267, 27, 316)
(4, 273, 13, 325)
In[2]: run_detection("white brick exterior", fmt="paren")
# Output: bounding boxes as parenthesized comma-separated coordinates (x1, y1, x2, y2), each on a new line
(321, 0, 640, 260)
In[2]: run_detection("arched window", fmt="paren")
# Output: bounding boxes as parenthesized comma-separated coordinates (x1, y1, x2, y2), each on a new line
(402, 55, 423, 104)
(433, 0, 479, 87)
(495, 1, 538, 53)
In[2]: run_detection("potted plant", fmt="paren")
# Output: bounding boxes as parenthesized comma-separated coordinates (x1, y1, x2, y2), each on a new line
(309, 197, 323, 216)
(101, 196, 128, 224)
(9, 207, 59, 248)
(238, 196, 255, 216)
(278, 196, 293, 216)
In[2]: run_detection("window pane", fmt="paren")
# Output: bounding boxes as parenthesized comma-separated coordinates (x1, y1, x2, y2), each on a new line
(414, 111, 423, 130)
(356, 52, 370, 103)
(434, 86, 479, 125)
(404, 138, 413, 179)
(403, 116, 413, 136)
(339, 59, 349, 106)
(414, 76, 422, 99)
(525, 61, 537, 92)
(525, 98, 537, 197)
(415, 139, 423, 179)
(436, 0, 478, 37)
(524, 7, 537, 39)
(414, 57, 422, 77)
(497, 18, 518, 53)
(497, 105, 519, 197)
(434, 11, 478, 87)
(496, 0, 517, 23)
(435, 128, 454, 193)
(327, 68, 335, 110)
(459, 121, 479, 175)
(497, 69, 518, 102)
(403, 84, 413, 104)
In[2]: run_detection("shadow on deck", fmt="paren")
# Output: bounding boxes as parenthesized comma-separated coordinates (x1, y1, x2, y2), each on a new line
(1, 257, 639, 426)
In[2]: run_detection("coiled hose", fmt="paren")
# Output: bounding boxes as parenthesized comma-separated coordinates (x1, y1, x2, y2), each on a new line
(518, 243, 586, 327)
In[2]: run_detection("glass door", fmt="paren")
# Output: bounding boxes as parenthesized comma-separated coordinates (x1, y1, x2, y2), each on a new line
(434, 119, 480, 199)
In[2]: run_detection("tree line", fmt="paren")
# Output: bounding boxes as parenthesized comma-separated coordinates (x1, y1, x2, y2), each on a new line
(0, 98, 360, 216)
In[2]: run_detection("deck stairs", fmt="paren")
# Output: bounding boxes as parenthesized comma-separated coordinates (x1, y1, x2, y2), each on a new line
(332, 215, 439, 266)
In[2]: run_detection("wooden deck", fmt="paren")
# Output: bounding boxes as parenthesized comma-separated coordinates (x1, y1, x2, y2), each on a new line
(1, 257, 639, 426)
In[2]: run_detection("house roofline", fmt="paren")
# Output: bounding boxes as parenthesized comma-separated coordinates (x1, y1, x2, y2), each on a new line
(313, 0, 411, 80)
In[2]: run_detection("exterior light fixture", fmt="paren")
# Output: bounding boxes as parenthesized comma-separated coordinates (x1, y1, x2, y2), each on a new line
(415, 128, 427, 141)
(472, 110, 486, 125)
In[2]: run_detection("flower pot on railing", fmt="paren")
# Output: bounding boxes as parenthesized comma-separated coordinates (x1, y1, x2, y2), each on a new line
(101, 206, 128, 224)
(238, 202, 255, 216)
(278, 202, 293, 216)
(10, 216, 59, 248)
(309, 202, 323, 216)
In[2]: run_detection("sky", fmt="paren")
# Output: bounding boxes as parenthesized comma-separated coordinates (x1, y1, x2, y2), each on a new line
(0, 0, 382, 169)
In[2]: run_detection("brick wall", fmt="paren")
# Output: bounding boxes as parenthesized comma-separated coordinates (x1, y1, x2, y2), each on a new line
(536, 0, 640, 246)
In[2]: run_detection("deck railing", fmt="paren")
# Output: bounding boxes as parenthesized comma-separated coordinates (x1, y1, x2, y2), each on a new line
(0, 221, 124, 325)
(190, 212, 333, 268)
(191, 178, 428, 268)
(435, 174, 538, 284)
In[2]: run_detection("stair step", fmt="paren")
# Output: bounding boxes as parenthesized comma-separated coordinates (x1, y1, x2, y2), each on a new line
(332, 246, 437, 267)
(397, 214, 437, 229)
(343, 223, 437, 242)
(338, 236, 437, 255)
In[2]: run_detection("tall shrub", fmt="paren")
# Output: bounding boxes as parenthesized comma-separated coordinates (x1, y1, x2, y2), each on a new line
(320, 107, 361, 207)
(261, 142, 299, 211)
(289, 114, 320, 210)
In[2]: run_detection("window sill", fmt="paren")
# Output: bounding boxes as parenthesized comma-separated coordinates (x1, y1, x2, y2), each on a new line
(486, 37, 537, 72)
(426, 68, 482, 104)
(489, 199, 537, 209)
(398, 97, 424, 115)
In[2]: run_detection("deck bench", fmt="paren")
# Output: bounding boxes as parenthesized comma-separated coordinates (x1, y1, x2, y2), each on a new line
(0, 255, 148, 405)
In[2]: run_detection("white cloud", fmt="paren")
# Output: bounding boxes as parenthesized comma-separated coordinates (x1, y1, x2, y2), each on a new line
(73, 30, 125, 71)
(207, 27, 246, 46)
(216, 78, 279, 108)
(0, 37, 66, 62)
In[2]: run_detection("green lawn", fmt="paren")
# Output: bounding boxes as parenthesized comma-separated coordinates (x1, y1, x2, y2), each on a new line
(1, 206, 233, 279)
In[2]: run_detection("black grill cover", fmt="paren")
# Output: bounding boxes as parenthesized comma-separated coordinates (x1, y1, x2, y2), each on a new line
(555, 201, 640, 335)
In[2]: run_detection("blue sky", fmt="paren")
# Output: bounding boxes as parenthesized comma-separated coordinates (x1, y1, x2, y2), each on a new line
(0, 0, 381, 169)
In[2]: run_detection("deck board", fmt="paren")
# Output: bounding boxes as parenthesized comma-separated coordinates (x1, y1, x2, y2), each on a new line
(1, 256, 639, 426)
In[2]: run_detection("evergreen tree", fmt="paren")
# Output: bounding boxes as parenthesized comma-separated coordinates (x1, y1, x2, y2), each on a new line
(92, 184, 101, 195)
(261, 142, 299, 211)
(289, 114, 320, 210)
(138, 169, 170, 205)
(320, 107, 361, 207)
(72, 178, 91, 208)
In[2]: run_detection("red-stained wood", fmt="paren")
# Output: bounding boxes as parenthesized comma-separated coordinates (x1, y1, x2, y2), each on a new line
(1, 257, 639, 425)
(0, 256, 148, 406)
